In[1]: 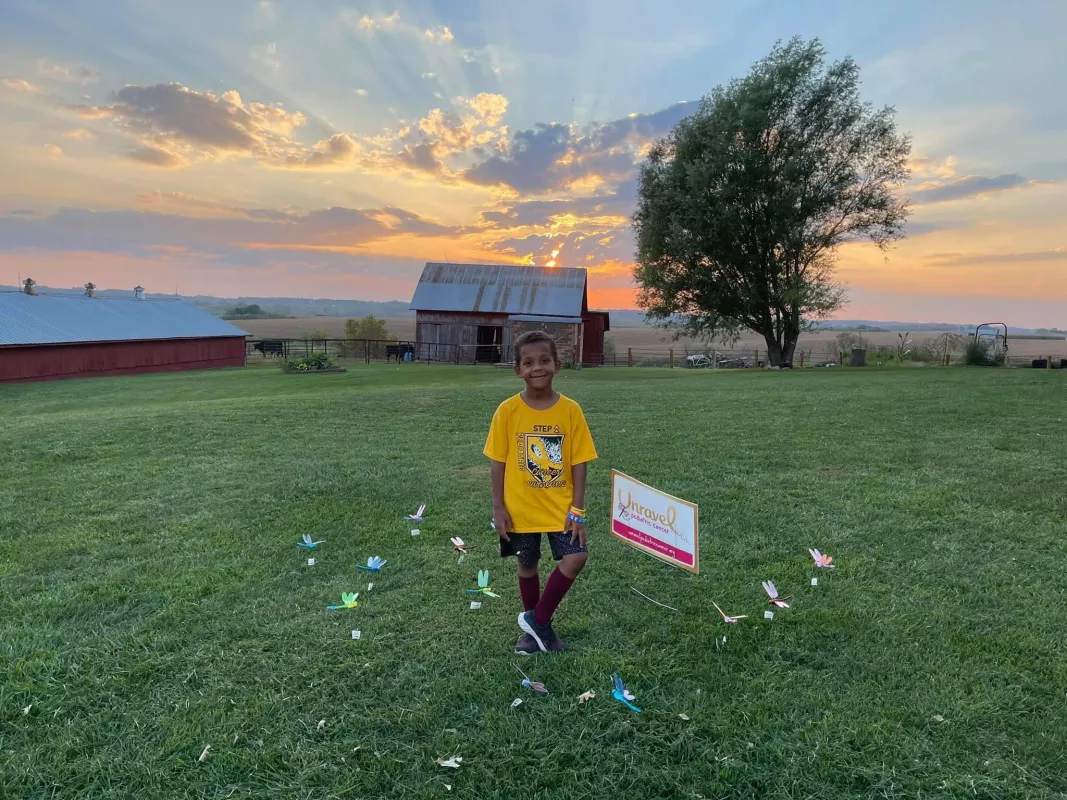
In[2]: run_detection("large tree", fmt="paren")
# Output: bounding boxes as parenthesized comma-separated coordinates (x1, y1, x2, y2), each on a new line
(632, 37, 911, 366)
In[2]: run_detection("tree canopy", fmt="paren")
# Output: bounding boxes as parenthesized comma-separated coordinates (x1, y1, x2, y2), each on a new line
(344, 315, 395, 342)
(632, 37, 912, 366)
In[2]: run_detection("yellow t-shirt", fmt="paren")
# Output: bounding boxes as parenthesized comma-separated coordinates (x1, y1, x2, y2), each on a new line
(483, 393, 598, 533)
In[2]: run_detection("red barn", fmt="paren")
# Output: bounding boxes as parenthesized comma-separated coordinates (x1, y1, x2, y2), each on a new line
(0, 284, 248, 384)
(408, 263, 610, 366)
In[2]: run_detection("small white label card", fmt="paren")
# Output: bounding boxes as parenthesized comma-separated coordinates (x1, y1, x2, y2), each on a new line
(764, 610, 774, 620)
(469, 601, 482, 610)
(351, 630, 361, 640)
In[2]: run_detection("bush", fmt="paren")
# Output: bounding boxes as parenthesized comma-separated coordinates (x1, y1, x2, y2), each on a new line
(284, 352, 339, 371)
(965, 339, 995, 366)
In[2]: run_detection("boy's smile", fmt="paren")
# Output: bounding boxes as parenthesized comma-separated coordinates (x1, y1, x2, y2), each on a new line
(515, 341, 560, 391)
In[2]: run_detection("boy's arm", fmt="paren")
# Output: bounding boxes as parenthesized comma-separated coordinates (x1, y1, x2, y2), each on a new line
(490, 460, 513, 541)
(571, 462, 588, 510)
(567, 462, 589, 546)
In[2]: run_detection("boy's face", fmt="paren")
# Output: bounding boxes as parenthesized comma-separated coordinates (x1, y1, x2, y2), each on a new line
(515, 341, 560, 389)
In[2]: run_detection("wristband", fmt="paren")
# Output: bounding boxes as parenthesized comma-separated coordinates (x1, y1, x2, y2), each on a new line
(567, 511, 587, 524)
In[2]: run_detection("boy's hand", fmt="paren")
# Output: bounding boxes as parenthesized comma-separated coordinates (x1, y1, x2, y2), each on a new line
(565, 515, 587, 548)
(493, 507, 513, 542)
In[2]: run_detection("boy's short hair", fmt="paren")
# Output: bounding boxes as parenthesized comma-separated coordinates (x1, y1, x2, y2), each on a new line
(513, 330, 558, 365)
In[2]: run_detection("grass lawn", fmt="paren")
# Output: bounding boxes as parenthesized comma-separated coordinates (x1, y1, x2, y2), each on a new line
(2, 363, 1066, 799)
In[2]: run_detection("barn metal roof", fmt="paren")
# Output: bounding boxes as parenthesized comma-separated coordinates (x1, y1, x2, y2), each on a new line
(410, 263, 587, 316)
(508, 314, 584, 324)
(0, 291, 249, 346)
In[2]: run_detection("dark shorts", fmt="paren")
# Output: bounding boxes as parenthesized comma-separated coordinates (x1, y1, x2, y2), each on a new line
(500, 532, 587, 567)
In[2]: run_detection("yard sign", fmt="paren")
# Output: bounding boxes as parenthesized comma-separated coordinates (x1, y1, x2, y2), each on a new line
(610, 470, 699, 573)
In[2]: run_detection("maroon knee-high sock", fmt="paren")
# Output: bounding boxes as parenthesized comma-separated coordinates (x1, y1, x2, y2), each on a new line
(518, 574, 540, 611)
(534, 568, 574, 625)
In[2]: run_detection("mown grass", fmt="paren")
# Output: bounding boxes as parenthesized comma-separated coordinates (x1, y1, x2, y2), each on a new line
(2, 364, 1066, 799)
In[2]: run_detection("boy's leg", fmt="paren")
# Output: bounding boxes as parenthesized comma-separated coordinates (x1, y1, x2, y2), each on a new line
(519, 534, 587, 653)
(508, 535, 542, 655)
(517, 561, 541, 611)
(535, 551, 587, 626)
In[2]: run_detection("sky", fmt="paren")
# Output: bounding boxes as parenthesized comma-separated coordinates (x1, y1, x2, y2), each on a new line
(1, 0, 1065, 326)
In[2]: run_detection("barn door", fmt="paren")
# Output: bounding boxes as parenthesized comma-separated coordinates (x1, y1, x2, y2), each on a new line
(475, 325, 502, 364)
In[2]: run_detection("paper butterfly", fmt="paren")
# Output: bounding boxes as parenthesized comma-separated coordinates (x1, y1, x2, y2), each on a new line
(357, 556, 387, 572)
(466, 569, 499, 598)
(809, 548, 835, 568)
(712, 601, 748, 624)
(327, 591, 358, 610)
(762, 580, 792, 608)
(450, 537, 476, 554)
(405, 505, 426, 521)
(611, 672, 641, 713)
(297, 534, 323, 549)
(515, 665, 548, 694)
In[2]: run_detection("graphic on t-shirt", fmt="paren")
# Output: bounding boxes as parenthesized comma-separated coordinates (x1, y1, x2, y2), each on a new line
(523, 433, 565, 486)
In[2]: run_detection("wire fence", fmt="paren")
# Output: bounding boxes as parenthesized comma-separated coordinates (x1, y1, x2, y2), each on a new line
(244, 338, 1067, 370)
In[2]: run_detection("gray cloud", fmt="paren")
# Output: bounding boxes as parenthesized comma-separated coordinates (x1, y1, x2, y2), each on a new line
(910, 174, 1052, 204)
(38, 60, 99, 84)
(465, 123, 573, 192)
(279, 133, 359, 169)
(127, 145, 185, 168)
(64, 82, 360, 170)
(0, 201, 459, 259)
(463, 102, 695, 194)
(396, 141, 443, 174)
(480, 179, 638, 229)
(926, 248, 1067, 266)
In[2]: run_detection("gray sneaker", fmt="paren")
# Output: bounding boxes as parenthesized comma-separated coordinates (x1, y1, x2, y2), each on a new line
(514, 632, 538, 655)
(518, 610, 560, 653)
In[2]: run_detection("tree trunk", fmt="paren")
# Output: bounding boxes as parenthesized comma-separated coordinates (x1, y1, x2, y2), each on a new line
(763, 334, 798, 367)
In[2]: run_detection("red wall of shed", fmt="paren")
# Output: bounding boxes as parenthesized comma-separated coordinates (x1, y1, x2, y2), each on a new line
(0, 337, 247, 383)
(581, 313, 607, 365)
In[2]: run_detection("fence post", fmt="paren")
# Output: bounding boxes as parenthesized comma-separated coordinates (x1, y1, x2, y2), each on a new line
(799, 350, 805, 368)
(669, 348, 674, 369)
(627, 348, 633, 367)
(754, 349, 759, 366)
(364, 339, 369, 364)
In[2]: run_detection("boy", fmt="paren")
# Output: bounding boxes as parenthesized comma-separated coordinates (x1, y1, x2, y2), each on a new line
(483, 330, 597, 654)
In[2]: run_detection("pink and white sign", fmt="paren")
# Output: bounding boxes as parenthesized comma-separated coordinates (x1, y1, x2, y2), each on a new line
(610, 470, 699, 573)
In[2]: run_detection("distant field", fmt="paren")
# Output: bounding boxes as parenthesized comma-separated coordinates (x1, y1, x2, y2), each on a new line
(238, 316, 1067, 360)
(3, 365, 1067, 797)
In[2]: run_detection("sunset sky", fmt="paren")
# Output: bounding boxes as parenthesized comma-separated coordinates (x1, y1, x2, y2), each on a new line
(1, 0, 1065, 326)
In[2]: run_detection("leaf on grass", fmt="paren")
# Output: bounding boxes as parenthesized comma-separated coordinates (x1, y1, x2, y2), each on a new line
(22, 704, 32, 716)
(436, 755, 463, 769)
(578, 690, 596, 704)
(444, 728, 457, 734)
(933, 714, 946, 723)
(317, 719, 325, 730)
(679, 713, 690, 721)
(445, 785, 453, 791)
(198, 744, 211, 763)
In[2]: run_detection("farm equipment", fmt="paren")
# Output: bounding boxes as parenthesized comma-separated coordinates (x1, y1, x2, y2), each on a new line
(684, 352, 752, 369)
(974, 322, 1008, 363)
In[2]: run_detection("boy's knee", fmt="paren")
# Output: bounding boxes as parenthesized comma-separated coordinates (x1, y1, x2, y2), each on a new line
(517, 561, 539, 577)
(560, 552, 588, 576)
